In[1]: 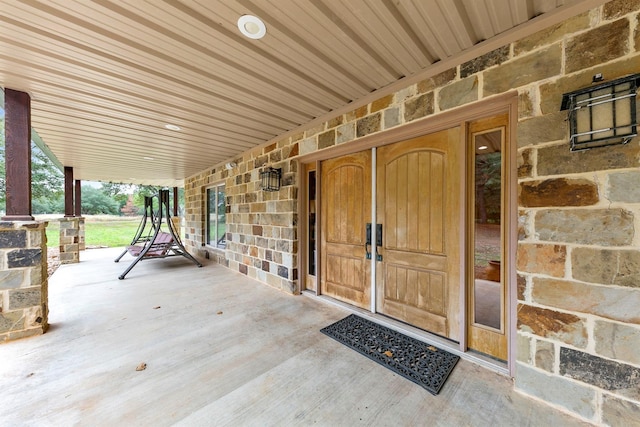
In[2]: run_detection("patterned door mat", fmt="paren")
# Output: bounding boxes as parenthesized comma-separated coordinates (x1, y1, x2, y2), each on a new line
(320, 314, 459, 395)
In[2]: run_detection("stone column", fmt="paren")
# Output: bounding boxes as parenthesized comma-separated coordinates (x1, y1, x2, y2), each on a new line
(59, 217, 80, 264)
(78, 217, 86, 251)
(0, 221, 49, 342)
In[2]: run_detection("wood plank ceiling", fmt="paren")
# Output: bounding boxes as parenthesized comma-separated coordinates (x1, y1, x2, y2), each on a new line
(0, 0, 601, 186)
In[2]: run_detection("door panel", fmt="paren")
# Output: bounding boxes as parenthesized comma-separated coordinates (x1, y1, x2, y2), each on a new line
(320, 151, 371, 309)
(376, 128, 462, 340)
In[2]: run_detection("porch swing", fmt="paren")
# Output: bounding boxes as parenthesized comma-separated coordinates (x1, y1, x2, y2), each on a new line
(114, 189, 202, 279)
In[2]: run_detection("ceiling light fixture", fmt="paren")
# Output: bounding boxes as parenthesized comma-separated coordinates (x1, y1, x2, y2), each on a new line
(165, 124, 181, 131)
(478, 145, 488, 150)
(143, 156, 154, 160)
(238, 15, 266, 39)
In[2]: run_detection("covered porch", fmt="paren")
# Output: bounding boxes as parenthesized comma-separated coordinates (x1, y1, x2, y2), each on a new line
(0, 248, 587, 426)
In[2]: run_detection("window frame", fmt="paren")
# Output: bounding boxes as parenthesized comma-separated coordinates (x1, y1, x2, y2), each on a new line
(205, 183, 227, 250)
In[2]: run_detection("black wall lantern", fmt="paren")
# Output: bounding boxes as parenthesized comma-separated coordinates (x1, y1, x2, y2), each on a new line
(560, 73, 640, 151)
(260, 166, 281, 191)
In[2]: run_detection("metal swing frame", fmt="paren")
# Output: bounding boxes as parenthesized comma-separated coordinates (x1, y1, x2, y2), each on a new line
(114, 189, 202, 279)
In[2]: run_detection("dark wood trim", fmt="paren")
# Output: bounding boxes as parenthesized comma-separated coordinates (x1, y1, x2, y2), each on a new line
(64, 167, 74, 217)
(74, 180, 82, 217)
(173, 187, 178, 217)
(2, 89, 34, 221)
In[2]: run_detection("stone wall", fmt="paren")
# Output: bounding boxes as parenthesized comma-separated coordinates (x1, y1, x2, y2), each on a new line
(59, 217, 79, 264)
(513, 2, 640, 424)
(184, 1, 640, 423)
(0, 221, 49, 342)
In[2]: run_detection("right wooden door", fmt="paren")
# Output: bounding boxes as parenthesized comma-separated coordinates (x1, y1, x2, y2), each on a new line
(375, 127, 462, 340)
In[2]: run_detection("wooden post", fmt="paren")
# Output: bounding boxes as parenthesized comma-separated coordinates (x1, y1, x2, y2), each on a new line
(2, 89, 33, 221)
(74, 180, 82, 217)
(173, 187, 179, 217)
(64, 167, 74, 217)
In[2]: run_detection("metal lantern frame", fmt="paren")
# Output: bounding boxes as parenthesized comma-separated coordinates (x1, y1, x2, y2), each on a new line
(560, 73, 640, 151)
(260, 166, 281, 192)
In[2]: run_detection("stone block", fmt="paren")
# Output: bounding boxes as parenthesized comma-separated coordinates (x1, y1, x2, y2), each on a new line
(518, 91, 534, 119)
(514, 12, 590, 56)
(535, 208, 634, 246)
(0, 270, 25, 289)
(595, 320, 640, 365)
(336, 123, 355, 144)
(7, 249, 42, 268)
(602, 394, 640, 427)
(438, 76, 478, 111)
(572, 247, 640, 288)
(517, 303, 587, 348)
(517, 332, 532, 363)
(531, 277, 640, 323)
(538, 139, 640, 176)
(539, 55, 640, 114)
(460, 45, 509, 78)
(371, 94, 394, 113)
(608, 171, 640, 202)
(383, 107, 401, 130)
(356, 113, 381, 137)
(604, 0, 640, 19)
(517, 274, 526, 301)
(318, 130, 335, 149)
(535, 339, 555, 373)
(345, 105, 368, 122)
(484, 44, 561, 96)
(0, 311, 24, 334)
(327, 115, 343, 129)
(277, 264, 288, 279)
(403, 93, 434, 123)
(299, 137, 317, 156)
(516, 112, 566, 148)
(560, 347, 640, 400)
(519, 178, 598, 207)
(417, 68, 456, 93)
(0, 230, 27, 248)
(305, 123, 326, 138)
(516, 243, 566, 277)
(517, 149, 533, 178)
(566, 19, 629, 74)
(514, 362, 596, 419)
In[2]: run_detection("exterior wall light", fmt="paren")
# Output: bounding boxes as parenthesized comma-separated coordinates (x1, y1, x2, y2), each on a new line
(560, 73, 640, 151)
(260, 167, 281, 192)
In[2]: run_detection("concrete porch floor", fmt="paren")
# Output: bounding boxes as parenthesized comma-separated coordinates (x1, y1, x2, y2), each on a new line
(0, 248, 591, 426)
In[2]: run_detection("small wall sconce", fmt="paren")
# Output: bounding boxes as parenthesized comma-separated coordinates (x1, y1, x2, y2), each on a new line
(225, 162, 237, 170)
(260, 167, 281, 191)
(560, 73, 640, 151)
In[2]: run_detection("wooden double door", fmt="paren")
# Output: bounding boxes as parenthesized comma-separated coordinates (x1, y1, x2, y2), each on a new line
(320, 127, 462, 341)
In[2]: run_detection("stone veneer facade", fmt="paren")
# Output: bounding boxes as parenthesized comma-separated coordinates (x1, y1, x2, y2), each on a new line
(185, 1, 640, 423)
(0, 221, 48, 342)
(59, 217, 80, 264)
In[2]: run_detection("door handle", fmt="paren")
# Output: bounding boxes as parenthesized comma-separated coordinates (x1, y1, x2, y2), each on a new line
(375, 224, 383, 261)
(365, 223, 372, 260)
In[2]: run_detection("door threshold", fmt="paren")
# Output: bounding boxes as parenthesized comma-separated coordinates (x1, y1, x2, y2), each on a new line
(302, 290, 510, 377)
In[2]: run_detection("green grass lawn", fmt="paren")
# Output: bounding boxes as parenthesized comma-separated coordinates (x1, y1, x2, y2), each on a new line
(42, 216, 143, 248)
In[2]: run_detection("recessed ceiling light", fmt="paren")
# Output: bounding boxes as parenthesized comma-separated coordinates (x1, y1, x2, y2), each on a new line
(165, 124, 181, 131)
(238, 15, 266, 39)
(478, 145, 488, 150)
(143, 156, 154, 160)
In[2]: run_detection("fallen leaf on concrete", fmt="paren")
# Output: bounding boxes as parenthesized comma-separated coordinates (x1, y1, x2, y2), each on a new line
(136, 363, 147, 371)
(153, 306, 161, 310)
(383, 350, 393, 357)
(217, 311, 223, 315)
(26, 373, 34, 378)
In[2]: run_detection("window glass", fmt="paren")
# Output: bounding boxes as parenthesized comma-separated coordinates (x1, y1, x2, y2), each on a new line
(206, 184, 226, 249)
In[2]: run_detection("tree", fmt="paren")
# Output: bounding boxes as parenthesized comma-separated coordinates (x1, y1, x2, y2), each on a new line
(81, 185, 120, 215)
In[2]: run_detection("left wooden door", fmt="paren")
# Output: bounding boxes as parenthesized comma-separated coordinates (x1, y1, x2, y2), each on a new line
(320, 151, 372, 309)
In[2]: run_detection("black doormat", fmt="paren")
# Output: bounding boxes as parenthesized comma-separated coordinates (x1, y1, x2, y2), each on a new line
(320, 314, 459, 395)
